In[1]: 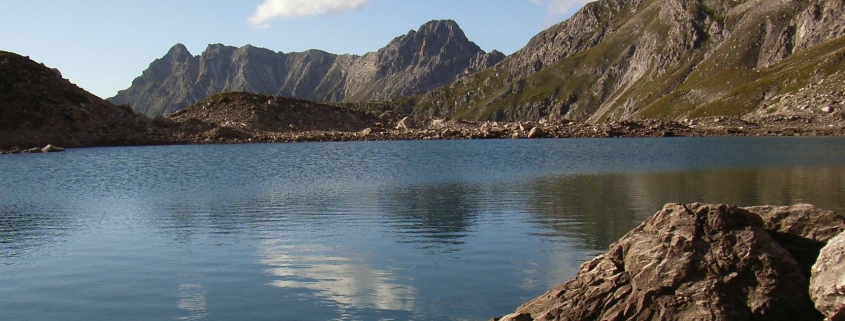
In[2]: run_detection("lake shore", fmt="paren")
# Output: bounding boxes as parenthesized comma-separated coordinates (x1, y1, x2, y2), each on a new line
(3, 113, 844, 154)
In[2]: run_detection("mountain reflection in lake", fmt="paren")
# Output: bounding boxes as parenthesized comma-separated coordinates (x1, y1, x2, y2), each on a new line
(1, 137, 845, 320)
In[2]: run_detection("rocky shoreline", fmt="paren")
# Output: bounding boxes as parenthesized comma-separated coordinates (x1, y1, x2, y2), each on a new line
(494, 203, 845, 321)
(3, 114, 843, 154)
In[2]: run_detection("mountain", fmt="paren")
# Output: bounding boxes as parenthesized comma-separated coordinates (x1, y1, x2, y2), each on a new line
(0, 51, 162, 149)
(110, 20, 505, 117)
(404, 0, 845, 123)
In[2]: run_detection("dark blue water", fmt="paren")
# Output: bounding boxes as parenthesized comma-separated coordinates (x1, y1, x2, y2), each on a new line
(2, 137, 845, 320)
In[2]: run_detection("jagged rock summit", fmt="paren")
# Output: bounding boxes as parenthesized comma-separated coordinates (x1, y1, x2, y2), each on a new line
(0, 51, 162, 150)
(110, 19, 505, 117)
(408, 0, 845, 123)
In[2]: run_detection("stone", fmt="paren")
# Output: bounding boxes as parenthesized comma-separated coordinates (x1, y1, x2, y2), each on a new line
(747, 204, 845, 243)
(41, 144, 65, 153)
(811, 231, 845, 321)
(359, 128, 373, 135)
(202, 126, 250, 140)
(396, 117, 415, 130)
(494, 313, 533, 321)
(527, 127, 545, 138)
(822, 106, 835, 113)
(499, 203, 819, 321)
(747, 204, 845, 277)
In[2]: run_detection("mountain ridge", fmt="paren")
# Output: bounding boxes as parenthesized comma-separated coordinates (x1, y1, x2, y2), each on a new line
(110, 19, 505, 117)
(401, 0, 845, 123)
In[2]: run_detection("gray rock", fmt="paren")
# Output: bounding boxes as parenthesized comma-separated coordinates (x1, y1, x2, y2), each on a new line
(822, 106, 835, 113)
(41, 144, 64, 153)
(500, 203, 818, 321)
(109, 20, 504, 118)
(811, 231, 845, 320)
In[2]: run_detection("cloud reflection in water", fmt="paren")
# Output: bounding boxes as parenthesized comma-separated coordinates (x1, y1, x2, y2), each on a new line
(259, 240, 416, 312)
(176, 283, 208, 321)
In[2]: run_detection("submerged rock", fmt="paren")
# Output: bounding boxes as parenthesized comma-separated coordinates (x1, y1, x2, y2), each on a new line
(497, 203, 827, 321)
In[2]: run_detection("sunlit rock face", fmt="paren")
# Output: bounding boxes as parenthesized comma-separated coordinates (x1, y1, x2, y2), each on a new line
(497, 203, 845, 321)
(109, 20, 504, 118)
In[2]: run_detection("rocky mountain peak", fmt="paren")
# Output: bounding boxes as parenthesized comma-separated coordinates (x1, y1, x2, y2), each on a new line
(110, 19, 504, 117)
(416, 19, 466, 40)
(166, 43, 192, 59)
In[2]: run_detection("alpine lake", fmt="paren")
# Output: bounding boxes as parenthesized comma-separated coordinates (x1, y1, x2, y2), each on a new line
(2, 137, 845, 320)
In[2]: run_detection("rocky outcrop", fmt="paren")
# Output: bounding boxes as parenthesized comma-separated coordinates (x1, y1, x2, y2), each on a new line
(811, 231, 845, 320)
(407, 0, 845, 123)
(495, 203, 845, 321)
(168, 92, 382, 133)
(750, 204, 845, 277)
(0, 51, 167, 150)
(110, 20, 504, 117)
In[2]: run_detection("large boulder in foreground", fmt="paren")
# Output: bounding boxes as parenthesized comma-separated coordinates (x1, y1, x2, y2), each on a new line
(498, 203, 823, 321)
(749, 204, 845, 278)
(811, 231, 845, 320)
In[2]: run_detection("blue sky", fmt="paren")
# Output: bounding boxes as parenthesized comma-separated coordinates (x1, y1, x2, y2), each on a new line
(1, 0, 589, 99)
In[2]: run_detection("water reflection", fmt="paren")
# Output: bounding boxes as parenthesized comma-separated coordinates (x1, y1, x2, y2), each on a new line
(378, 182, 481, 251)
(176, 283, 208, 321)
(0, 203, 73, 259)
(259, 240, 416, 312)
(524, 166, 845, 251)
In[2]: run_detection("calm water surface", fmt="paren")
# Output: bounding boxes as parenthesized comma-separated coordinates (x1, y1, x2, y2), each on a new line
(2, 137, 845, 320)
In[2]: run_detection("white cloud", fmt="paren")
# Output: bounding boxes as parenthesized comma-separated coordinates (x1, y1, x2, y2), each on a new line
(248, 0, 368, 28)
(531, 0, 593, 16)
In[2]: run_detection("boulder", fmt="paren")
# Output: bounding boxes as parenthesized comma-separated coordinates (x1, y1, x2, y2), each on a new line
(41, 144, 65, 153)
(498, 203, 820, 321)
(746, 204, 845, 276)
(748, 204, 845, 243)
(811, 231, 845, 320)
(396, 116, 415, 130)
(527, 127, 545, 138)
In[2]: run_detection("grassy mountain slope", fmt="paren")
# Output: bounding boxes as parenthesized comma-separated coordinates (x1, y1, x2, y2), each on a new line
(405, 0, 845, 123)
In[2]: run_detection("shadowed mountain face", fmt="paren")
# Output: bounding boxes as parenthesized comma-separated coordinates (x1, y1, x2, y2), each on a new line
(0, 51, 160, 149)
(406, 0, 845, 123)
(110, 20, 505, 117)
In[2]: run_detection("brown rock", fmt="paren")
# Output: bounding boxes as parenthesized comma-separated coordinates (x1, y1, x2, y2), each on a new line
(527, 127, 545, 138)
(747, 204, 845, 243)
(202, 127, 251, 140)
(747, 204, 845, 278)
(503, 203, 818, 321)
(396, 117, 415, 130)
(811, 231, 845, 320)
